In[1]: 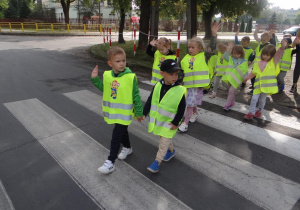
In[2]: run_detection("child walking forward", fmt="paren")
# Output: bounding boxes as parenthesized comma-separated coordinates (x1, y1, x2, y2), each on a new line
(142, 59, 186, 173)
(146, 37, 176, 84)
(221, 43, 248, 111)
(243, 40, 287, 119)
(178, 23, 220, 132)
(290, 32, 300, 93)
(91, 46, 143, 174)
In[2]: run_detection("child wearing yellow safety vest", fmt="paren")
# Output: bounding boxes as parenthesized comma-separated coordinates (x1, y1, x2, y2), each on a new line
(142, 59, 186, 173)
(146, 37, 176, 84)
(91, 46, 143, 174)
(178, 22, 220, 133)
(277, 37, 293, 92)
(243, 40, 287, 120)
(290, 35, 300, 93)
(221, 43, 248, 111)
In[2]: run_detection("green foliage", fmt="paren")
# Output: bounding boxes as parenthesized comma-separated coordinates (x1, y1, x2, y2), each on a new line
(74, 0, 100, 18)
(159, 0, 186, 20)
(0, 0, 9, 18)
(269, 12, 277, 24)
(4, 0, 18, 18)
(111, 0, 131, 14)
(246, 18, 252, 33)
(282, 18, 291, 25)
(19, 0, 31, 18)
(29, 4, 55, 19)
(240, 19, 245, 32)
(295, 13, 300, 25)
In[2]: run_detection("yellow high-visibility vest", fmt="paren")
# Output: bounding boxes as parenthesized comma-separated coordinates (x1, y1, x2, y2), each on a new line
(279, 48, 293, 71)
(222, 58, 248, 89)
(151, 51, 176, 84)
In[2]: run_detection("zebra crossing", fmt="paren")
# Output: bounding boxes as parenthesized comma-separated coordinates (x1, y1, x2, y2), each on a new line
(2, 85, 300, 210)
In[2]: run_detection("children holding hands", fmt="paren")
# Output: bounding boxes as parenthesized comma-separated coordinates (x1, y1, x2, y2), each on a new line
(243, 39, 287, 119)
(91, 46, 143, 174)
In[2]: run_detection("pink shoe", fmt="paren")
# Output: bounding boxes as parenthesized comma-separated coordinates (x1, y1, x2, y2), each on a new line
(244, 112, 254, 120)
(254, 110, 262, 118)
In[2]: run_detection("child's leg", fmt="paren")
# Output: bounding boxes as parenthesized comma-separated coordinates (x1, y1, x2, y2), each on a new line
(156, 136, 172, 164)
(193, 106, 198, 114)
(196, 88, 204, 105)
(108, 124, 128, 163)
(120, 126, 131, 148)
(277, 71, 287, 90)
(213, 76, 222, 93)
(249, 94, 260, 114)
(257, 93, 268, 111)
(184, 107, 194, 124)
(225, 85, 235, 107)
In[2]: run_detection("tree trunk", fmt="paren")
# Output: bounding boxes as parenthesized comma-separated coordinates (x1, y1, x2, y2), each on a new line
(118, 8, 126, 43)
(150, 0, 159, 41)
(138, 0, 151, 50)
(186, 0, 197, 39)
(203, 3, 215, 39)
(61, 0, 70, 24)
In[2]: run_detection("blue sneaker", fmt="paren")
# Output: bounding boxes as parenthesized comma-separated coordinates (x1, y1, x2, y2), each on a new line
(147, 160, 159, 173)
(163, 149, 175, 161)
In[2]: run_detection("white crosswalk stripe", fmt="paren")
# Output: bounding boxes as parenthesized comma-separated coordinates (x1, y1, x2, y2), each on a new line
(3, 88, 300, 210)
(63, 89, 300, 210)
(4, 98, 191, 210)
(0, 180, 15, 210)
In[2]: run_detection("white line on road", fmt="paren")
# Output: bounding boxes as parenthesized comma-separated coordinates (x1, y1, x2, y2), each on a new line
(64, 89, 300, 210)
(0, 180, 15, 210)
(4, 98, 191, 210)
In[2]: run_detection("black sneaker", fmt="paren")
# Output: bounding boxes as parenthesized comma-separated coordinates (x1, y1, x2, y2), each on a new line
(290, 85, 297, 93)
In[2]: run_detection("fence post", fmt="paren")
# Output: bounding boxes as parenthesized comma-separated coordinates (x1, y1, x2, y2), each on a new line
(84, 24, 86, 34)
(51, 24, 54, 33)
(9, 22, 12, 32)
(67, 24, 70, 34)
(133, 25, 136, 56)
(109, 26, 111, 47)
(103, 27, 106, 44)
(21, 23, 24, 33)
(177, 26, 181, 62)
(106, 26, 108, 42)
(99, 24, 102, 33)
(35, 23, 39, 33)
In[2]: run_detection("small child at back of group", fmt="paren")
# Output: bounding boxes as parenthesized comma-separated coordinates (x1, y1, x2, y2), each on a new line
(178, 23, 221, 132)
(248, 25, 276, 94)
(209, 42, 229, 98)
(91, 46, 143, 174)
(142, 59, 186, 173)
(146, 37, 176, 84)
(221, 43, 248, 111)
(243, 39, 287, 119)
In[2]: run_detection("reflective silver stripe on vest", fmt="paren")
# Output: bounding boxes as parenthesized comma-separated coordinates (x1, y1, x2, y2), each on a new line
(103, 112, 132, 121)
(152, 69, 161, 74)
(226, 65, 234, 69)
(183, 79, 210, 86)
(103, 101, 133, 110)
(215, 65, 227, 69)
(151, 76, 161, 82)
(255, 55, 261, 59)
(254, 83, 277, 89)
(150, 104, 158, 112)
(235, 67, 245, 78)
(184, 71, 209, 77)
(280, 66, 290, 70)
(158, 108, 176, 119)
(154, 119, 172, 129)
(216, 71, 226, 75)
(255, 75, 277, 83)
(226, 72, 241, 84)
(280, 60, 292, 65)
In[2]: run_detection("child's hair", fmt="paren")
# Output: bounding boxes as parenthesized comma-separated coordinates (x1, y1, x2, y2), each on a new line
(261, 44, 276, 59)
(157, 37, 173, 51)
(261, 31, 271, 40)
(232, 45, 245, 59)
(189, 36, 205, 51)
(283, 33, 292, 39)
(107, 46, 126, 60)
(217, 42, 227, 52)
(241, 36, 250, 42)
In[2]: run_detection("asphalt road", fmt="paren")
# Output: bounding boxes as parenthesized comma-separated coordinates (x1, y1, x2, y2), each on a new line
(0, 35, 300, 210)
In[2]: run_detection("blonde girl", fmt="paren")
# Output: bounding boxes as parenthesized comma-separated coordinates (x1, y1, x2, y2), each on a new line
(146, 37, 176, 84)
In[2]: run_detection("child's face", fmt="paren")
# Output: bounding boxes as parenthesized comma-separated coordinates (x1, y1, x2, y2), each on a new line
(241, 40, 249, 48)
(261, 54, 271, 62)
(188, 42, 202, 56)
(232, 50, 241, 59)
(160, 70, 179, 85)
(260, 34, 270, 44)
(107, 53, 126, 74)
(157, 45, 169, 55)
(218, 44, 227, 54)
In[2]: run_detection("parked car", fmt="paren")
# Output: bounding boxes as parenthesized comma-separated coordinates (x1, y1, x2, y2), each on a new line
(283, 26, 300, 36)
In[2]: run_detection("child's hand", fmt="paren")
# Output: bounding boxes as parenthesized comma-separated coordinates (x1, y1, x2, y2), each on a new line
(270, 29, 275, 35)
(169, 123, 178, 130)
(256, 24, 261, 31)
(150, 38, 158, 47)
(236, 24, 240, 36)
(91, 65, 98, 78)
(227, 42, 234, 50)
(136, 116, 145, 122)
(281, 39, 288, 49)
(211, 22, 221, 36)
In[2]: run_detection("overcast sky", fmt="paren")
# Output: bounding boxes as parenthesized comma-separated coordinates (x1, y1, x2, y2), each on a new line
(268, 0, 300, 10)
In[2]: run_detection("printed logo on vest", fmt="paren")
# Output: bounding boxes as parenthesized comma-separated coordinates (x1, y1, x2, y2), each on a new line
(110, 80, 120, 99)
(158, 57, 166, 68)
(189, 57, 196, 70)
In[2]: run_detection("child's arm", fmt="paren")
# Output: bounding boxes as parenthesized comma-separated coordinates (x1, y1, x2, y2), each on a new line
(132, 77, 143, 121)
(170, 95, 186, 129)
(243, 72, 255, 82)
(223, 42, 233, 62)
(235, 25, 240, 45)
(143, 87, 154, 117)
(254, 25, 261, 43)
(274, 39, 287, 66)
(146, 38, 158, 58)
(91, 65, 104, 91)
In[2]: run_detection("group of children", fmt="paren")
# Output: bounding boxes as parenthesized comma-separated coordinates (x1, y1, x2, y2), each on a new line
(91, 23, 300, 174)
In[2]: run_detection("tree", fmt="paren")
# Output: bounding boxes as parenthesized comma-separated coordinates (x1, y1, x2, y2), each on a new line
(19, 0, 31, 18)
(240, 19, 245, 32)
(268, 12, 277, 30)
(246, 18, 252, 33)
(295, 13, 300, 25)
(233, 17, 239, 32)
(74, 0, 99, 19)
(60, 0, 75, 23)
(4, 0, 18, 18)
(0, 0, 9, 18)
(199, 0, 268, 38)
(282, 18, 291, 25)
(159, 0, 185, 20)
(137, 0, 150, 49)
(111, 0, 132, 43)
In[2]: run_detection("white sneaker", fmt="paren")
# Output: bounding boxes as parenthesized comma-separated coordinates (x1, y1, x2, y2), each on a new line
(98, 160, 115, 174)
(209, 92, 216, 98)
(189, 113, 199, 123)
(118, 147, 133, 160)
(178, 122, 188, 132)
